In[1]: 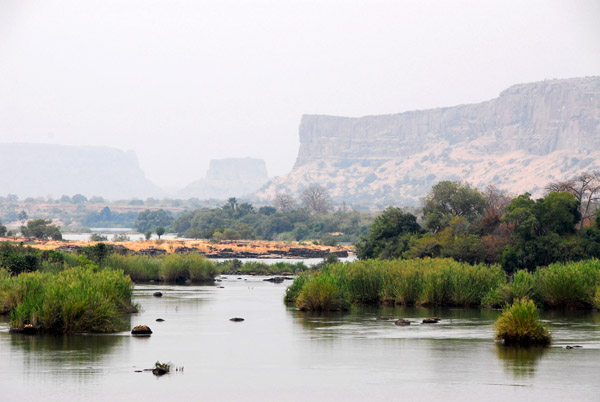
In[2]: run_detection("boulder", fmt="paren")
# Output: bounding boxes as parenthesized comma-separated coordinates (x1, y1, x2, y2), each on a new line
(395, 319, 411, 326)
(229, 317, 245, 322)
(131, 325, 153, 336)
(153, 291, 163, 297)
(422, 317, 441, 324)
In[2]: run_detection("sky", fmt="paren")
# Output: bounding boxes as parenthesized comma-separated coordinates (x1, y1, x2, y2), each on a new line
(1, 0, 599, 191)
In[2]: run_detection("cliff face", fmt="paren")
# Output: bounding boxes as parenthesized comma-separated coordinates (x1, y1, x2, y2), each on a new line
(178, 158, 269, 200)
(258, 77, 600, 206)
(0, 144, 163, 199)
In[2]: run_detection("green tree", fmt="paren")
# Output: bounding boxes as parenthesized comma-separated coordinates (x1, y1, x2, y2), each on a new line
(155, 226, 165, 239)
(133, 209, 173, 233)
(72, 194, 88, 204)
(18, 210, 28, 225)
(423, 181, 486, 233)
(356, 207, 422, 259)
(145, 230, 152, 240)
(0, 222, 6, 237)
(20, 219, 62, 240)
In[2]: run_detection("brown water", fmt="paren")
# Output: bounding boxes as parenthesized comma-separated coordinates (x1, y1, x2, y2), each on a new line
(1, 276, 599, 401)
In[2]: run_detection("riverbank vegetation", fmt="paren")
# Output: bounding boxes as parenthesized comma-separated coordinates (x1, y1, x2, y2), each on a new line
(357, 174, 600, 273)
(0, 267, 136, 334)
(285, 258, 600, 311)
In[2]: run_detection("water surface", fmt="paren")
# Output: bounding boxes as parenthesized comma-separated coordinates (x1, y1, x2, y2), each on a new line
(1, 277, 598, 401)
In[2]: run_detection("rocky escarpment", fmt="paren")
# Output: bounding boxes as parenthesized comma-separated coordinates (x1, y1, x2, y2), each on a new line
(257, 77, 600, 207)
(0, 144, 162, 199)
(178, 158, 269, 200)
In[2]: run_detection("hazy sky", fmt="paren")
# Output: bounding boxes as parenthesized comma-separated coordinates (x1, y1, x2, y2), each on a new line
(1, 0, 599, 190)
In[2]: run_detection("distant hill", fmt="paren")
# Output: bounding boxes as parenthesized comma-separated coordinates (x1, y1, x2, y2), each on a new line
(256, 76, 600, 207)
(0, 143, 163, 199)
(178, 158, 269, 200)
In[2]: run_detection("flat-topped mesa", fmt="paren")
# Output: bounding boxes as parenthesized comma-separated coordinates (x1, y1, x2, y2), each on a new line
(0, 143, 162, 199)
(259, 76, 600, 207)
(178, 157, 269, 199)
(294, 77, 600, 168)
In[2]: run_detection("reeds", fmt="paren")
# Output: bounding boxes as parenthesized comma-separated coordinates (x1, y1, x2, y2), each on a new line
(295, 271, 349, 311)
(104, 253, 218, 283)
(494, 298, 551, 346)
(0, 267, 136, 334)
(532, 260, 600, 308)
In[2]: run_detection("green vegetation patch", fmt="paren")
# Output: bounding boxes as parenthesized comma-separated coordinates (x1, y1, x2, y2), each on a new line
(0, 267, 136, 334)
(494, 298, 551, 346)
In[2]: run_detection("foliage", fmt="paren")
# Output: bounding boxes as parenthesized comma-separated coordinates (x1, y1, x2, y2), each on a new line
(0, 267, 136, 334)
(155, 226, 165, 239)
(494, 298, 551, 346)
(134, 209, 174, 233)
(422, 181, 486, 233)
(90, 233, 108, 242)
(355, 207, 422, 259)
(83, 206, 138, 228)
(532, 260, 600, 308)
(295, 271, 349, 311)
(20, 219, 62, 240)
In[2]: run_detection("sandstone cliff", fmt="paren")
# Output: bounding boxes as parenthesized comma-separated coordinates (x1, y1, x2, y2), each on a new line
(257, 77, 600, 207)
(178, 158, 269, 200)
(0, 144, 163, 199)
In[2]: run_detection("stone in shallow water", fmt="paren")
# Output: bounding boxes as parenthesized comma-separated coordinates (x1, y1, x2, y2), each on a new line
(395, 319, 411, 326)
(131, 325, 153, 336)
(153, 291, 163, 297)
(422, 317, 441, 324)
(230, 317, 245, 322)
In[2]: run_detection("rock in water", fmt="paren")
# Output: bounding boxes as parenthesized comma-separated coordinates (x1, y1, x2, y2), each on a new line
(422, 317, 441, 324)
(131, 325, 153, 336)
(153, 291, 163, 297)
(229, 317, 245, 322)
(395, 319, 411, 326)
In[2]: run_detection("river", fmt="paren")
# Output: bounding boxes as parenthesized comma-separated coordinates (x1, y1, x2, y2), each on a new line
(0, 276, 598, 401)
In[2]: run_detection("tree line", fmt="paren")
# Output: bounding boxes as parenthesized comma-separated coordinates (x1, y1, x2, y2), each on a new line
(356, 172, 600, 272)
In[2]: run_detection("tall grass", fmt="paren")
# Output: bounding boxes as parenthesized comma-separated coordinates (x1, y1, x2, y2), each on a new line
(0, 267, 136, 334)
(533, 260, 600, 308)
(494, 298, 551, 346)
(295, 271, 349, 311)
(104, 253, 218, 283)
(286, 258, 506, 310)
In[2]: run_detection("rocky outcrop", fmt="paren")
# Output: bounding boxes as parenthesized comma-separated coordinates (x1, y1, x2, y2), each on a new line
(256, 77, 600, 206)
(178, 158, 269, 199)
(0, 144, 163, 199)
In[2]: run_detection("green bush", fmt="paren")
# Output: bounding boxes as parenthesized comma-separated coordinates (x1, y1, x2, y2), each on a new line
(494, 298, 551, 346)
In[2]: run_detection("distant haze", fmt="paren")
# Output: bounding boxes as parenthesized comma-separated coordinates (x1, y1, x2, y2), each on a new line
(1, 0, 599, 190)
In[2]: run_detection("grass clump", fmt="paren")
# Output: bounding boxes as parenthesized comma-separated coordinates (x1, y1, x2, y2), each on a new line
(0, 267, 136, 334)
(296, 271, 349, 311)
(494, 298, 551, 346)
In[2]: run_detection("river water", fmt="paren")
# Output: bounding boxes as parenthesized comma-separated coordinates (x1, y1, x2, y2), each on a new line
(1, 276, 599, 401)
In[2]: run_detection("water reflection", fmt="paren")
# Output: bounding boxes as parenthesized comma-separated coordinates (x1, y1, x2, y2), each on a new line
(495, 345, 547, 378)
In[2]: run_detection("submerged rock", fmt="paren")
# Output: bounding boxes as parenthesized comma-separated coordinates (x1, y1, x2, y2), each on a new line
(263, 277, 285, 283)
(156, 318, 165, 322)
(422, 317, 441, 324)
(10, 324, 39, 335)
(131, 325, 153, 336)
(566, 345, 583, 349)
(376, 316, 394, 321)
(229, 317, 245, 322)
(153, 292, 163, 297)
(395, 319, 411, 326)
